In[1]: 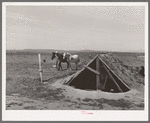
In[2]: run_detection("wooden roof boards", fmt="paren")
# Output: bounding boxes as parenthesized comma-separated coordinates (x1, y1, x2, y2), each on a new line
(64, 54, 130, 93)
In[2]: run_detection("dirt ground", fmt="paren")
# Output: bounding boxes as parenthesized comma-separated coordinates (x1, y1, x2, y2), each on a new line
(6, 51, 144, 110)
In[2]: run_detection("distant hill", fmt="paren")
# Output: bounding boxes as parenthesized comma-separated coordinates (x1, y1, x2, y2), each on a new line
(6, 49, 145, 54)
(6, 49, 95, 53)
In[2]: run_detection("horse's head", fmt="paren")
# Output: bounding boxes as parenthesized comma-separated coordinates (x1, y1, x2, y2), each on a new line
(52, 51, 59, 60)
(51, 52, 56, 60)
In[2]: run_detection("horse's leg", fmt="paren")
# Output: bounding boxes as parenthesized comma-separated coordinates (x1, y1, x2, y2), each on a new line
(56, 60, 58, 69)
(75, 62, 78, 70)
(59, 62, 63, 71)
(67, 62, 69, 70)
(60, 62, 62, 70)
(57, 61, 61, 71)
(67, 61, 71, 70)
(76, 58, 80, 70)
(69, 61, 72, 70)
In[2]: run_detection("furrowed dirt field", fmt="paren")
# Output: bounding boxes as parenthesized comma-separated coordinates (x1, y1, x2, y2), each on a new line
(6, 50, 144, 110)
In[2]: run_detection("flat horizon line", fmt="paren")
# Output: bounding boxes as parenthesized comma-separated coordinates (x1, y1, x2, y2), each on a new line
(6, 49, 145, 53)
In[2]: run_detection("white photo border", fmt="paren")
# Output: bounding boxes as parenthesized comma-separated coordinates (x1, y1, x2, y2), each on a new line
(2, 2, 149, 121)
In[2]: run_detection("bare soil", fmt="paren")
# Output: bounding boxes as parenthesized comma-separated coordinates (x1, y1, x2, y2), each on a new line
(6, 51, 144, 110)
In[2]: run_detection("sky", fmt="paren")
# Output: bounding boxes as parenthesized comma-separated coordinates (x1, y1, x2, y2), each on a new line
(6, 5, 145, 52)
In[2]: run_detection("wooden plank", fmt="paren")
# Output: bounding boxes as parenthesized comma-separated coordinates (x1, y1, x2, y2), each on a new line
(102, 64, 123, 92)
(102, 75, 108, 90)
(86, 54, 99, 66)
(84, 66, 100, 75)
(67, 67, 85, 85)
(67, 54, 99, 85)
(98, 56, 130, 90)
(96, 57, 101, 90)
(38, 54, 43, 83)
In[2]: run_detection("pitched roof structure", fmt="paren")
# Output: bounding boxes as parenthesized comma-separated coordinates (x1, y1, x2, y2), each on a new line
(64, 54, 130, 93)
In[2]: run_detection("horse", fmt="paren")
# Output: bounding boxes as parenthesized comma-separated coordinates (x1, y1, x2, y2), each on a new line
(51, 51, 80, 71)
(63, 52, 80, 70)
(51, 51, 71, 71)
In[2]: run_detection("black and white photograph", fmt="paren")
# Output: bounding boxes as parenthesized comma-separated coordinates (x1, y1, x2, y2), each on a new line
(2, 2, 148, 121)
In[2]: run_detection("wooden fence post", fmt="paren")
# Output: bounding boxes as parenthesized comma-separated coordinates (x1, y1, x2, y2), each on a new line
(38, 54, 43, 83)
(96, 57, 101, 90)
